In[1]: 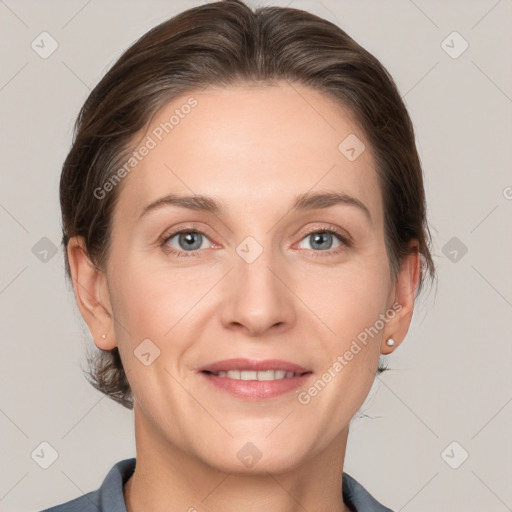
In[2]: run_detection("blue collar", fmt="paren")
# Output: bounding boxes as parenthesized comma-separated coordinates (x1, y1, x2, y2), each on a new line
(41, 457, 394, 511)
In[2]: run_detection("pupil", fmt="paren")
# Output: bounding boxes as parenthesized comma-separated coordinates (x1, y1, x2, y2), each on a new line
(312, 232, 332, 250)
(180, 232, 201, 250)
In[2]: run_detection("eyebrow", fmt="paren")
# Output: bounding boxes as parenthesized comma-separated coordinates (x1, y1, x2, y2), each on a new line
(138, 191, 372, 225)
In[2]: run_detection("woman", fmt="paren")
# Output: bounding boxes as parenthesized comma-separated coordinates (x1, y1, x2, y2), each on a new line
(42, 0, 435, 510)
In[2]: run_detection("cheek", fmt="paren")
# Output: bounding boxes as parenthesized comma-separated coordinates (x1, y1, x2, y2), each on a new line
(304, 255, 390, 340)
(107, 260, 214, 386)
(109, 260, 200, 338)
(108, 267, 193, 409)
(299, 254, 389, 400)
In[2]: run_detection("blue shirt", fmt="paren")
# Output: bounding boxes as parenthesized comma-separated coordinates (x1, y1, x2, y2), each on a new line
(39, 458, 394, 512)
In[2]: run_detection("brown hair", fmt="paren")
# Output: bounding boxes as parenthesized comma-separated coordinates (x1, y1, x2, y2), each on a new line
(60, 0, 436, 409)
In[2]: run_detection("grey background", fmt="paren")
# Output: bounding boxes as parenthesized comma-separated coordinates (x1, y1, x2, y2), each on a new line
(1, 0, 511, 511)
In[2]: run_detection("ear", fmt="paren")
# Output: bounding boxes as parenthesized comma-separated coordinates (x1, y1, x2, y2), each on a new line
(67, 236, 117, 350)
(381, 241, 421, 354)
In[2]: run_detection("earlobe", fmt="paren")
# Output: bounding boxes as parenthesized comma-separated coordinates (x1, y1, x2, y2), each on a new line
(67, 236, 117, 350)
(381, 242, 421, 354)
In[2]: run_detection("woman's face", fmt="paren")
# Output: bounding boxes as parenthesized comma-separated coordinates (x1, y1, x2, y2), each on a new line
(93, 82, 416, 473)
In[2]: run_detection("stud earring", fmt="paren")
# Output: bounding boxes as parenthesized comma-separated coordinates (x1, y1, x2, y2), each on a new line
(385, 338, 395, 347)
(101, 334, 106, 339)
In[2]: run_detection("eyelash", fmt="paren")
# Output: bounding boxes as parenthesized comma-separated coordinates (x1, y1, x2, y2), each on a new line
(160, 225, 351, 258)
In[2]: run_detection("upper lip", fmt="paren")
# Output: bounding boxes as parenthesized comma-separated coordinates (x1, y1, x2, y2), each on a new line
(198, 358, 311, 374)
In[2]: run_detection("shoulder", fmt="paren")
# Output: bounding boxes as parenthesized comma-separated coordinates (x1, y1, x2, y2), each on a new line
(342, 472, 395, 512)
(37, 490, 101, 512)
(37, 458, 136, 512)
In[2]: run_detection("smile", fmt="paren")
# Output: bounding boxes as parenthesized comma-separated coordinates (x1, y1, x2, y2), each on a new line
(198, 359, 313, 399)
(203, 369, 305, 380)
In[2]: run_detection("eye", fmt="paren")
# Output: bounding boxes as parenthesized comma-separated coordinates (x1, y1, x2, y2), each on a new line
(162, 230, 213, 256)
(296, 228, 349, 255)
(160, 226, 350, 258)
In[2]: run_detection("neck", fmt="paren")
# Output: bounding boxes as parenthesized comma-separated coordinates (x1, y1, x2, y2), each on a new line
(124, 404, 352, 512)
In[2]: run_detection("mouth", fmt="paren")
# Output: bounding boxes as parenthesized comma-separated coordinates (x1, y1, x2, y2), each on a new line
(202, 369, 308, 380)
(198, 358, 313, 400)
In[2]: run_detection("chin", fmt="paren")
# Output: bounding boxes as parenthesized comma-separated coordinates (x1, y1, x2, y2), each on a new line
(197, 436, 309, 475)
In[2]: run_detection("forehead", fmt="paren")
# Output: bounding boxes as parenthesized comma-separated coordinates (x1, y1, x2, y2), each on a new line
(115, 82, 383, 226)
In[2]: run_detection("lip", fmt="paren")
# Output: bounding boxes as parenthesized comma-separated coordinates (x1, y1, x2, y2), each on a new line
(198, 358, 310, 374)
(198, 358, 313, 400)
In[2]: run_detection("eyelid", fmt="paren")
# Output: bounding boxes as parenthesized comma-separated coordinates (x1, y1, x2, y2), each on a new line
(292, 225, 351, 255)
(160, 224, 217, 252)
(160, 222, 352, 256)
(299, 224, 352, 243)
(161, 222, 216, 242)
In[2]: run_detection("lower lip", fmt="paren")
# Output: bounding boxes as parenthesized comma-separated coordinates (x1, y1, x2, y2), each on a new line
(200, 371, 313, 400)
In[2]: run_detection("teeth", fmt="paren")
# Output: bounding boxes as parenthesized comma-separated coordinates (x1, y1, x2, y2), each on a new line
(241, 370, 258, 380)
(213, 369, 300, 380)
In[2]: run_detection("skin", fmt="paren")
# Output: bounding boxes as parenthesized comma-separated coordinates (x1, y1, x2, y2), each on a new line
(68, 82, 420, 512)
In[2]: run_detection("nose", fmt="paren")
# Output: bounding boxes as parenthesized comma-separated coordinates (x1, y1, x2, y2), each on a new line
(219, 240, 297, 337)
